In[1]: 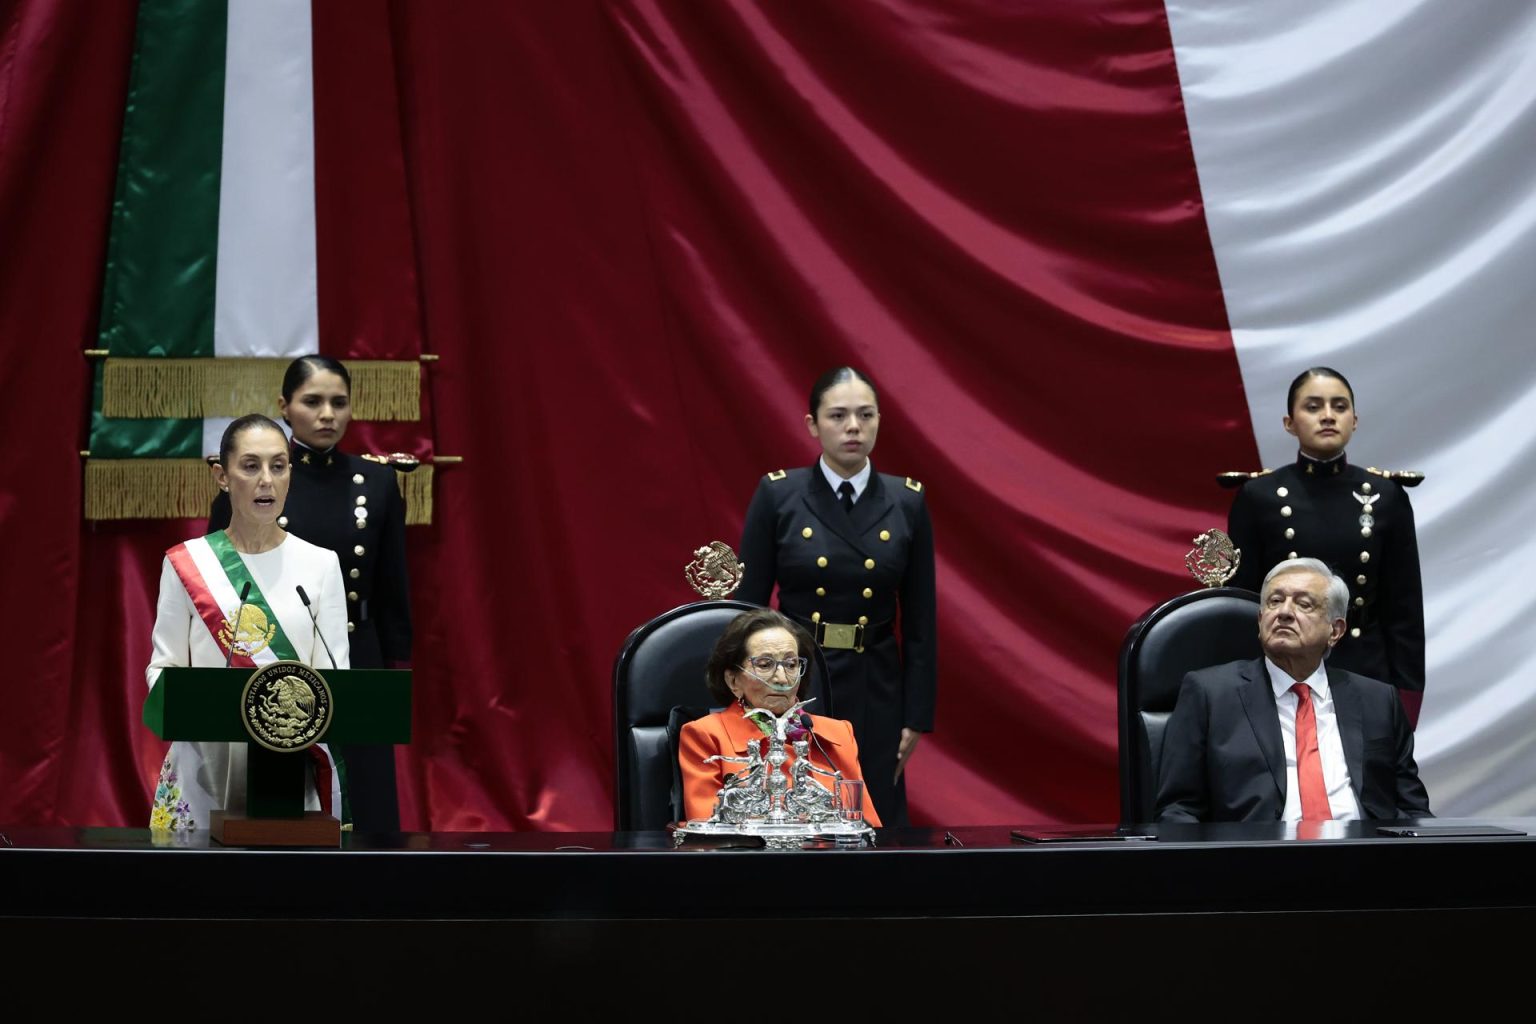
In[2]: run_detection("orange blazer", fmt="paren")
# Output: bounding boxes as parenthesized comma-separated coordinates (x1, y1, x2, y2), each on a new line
(677, 708, 882, 827)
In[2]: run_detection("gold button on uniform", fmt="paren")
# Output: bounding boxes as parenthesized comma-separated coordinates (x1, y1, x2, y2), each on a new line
(356, 495, 367, 506)
(1351, 627, 1361, 638)
(1360, 552, 1370, 563)
(1277, 487, 1289, 498)
(349, 568, 360, 579)
(811, 612, 821, 624)
(858, 616, 868, 625)
(355, 520, 366, 530)
(1354, 597, 1364, 607)
(347, 591, 358, 602)
(864, 558, 875, 570)
(347, 622, 356, 633)
(802, 527, 813, 538)
(1280, 506, 1292, 517)
(879, 530, 890, 542)
(815, 587, 826, 597)
(354, 545, 365, 556)
(862, 588, 873, 599)
(1285, 528, 1295, 540)
(353, 473, 365, 484)
(1362, 482, 1373, 493)
(1288, 551, 1297, 559)
(278, 516, 289, 528)
(1357, 575, 1367, 585)
(816, 556, 828, 568)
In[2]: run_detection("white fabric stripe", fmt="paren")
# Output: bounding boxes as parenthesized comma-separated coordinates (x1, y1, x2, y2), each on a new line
(203, 416, 233, 464)
(213, 0, 318, 360)
(1166, 2, 1536, 814)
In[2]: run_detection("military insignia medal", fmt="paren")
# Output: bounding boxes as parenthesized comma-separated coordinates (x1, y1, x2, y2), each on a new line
(1353, 489, 1380, 538)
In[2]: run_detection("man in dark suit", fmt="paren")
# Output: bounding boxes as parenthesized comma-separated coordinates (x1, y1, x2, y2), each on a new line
(1156, 557, 1430, 823)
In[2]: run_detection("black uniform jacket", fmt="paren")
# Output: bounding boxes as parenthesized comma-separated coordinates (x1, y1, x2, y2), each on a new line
(1228, 453, 1424, 692)
(210, 441, 412, 669)
(1155, 658, 1431, 823)
(737, 464, 936, 736)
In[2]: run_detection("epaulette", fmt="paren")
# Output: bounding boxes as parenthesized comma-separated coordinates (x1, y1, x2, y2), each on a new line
(1365, 467, 1425, 487)
(362, 452, 423, 474)
(766, 469, 788, 482)
(1216, 469, 1271, 489)
(904, 477, 923, 493)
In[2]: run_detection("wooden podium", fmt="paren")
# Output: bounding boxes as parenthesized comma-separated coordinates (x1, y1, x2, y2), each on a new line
(144, 666, 412, 846)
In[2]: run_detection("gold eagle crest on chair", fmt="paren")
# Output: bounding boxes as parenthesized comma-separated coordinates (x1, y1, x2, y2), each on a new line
(685, 541, 745, 599)
(1185, 528, 1241, 589)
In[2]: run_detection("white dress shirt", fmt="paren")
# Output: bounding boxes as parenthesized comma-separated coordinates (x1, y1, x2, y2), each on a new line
(819, 456, 872, 502)
(1265, 657, 1363, 822)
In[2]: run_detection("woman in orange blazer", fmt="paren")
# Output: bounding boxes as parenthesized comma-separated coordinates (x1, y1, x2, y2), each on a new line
(678, 608, 882, 826)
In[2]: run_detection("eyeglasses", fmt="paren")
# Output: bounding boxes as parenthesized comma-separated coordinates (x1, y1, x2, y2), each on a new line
(740, 655, 808, 681)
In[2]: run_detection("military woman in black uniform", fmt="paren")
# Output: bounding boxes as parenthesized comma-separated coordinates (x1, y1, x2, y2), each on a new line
(1224, 367, 1425, 723)
(210, 356, 413, 829)
(737, 367, 936, 825)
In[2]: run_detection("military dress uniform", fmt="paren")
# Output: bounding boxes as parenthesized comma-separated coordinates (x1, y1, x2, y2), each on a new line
(737, 465, 937, 826)
(1225, 452, 1424, 698)
(210, 439, 413, 830)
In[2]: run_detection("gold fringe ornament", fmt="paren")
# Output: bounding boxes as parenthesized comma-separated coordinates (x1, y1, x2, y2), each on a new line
(100, 358, 421, 421)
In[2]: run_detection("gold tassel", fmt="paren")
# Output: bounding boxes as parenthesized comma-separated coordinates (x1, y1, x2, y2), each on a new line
(349, 362, 422, 421)
(84, 459, 218, 520)
(85, 457, 437, 524)
(101, 358, 421, 421)
(398, 465, 434, 526)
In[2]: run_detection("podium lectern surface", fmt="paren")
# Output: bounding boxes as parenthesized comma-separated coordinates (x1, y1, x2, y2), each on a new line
(144, 666, 411, 844)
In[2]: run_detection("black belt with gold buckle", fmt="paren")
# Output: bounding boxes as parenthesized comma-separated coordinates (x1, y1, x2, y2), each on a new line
(816, 620, 865, 653)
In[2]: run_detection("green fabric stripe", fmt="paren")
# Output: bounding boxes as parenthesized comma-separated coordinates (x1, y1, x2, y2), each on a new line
(97, 0, 229, 359)
(332, 752, 352, 827)
(205, 531, 300, 661)
(87, 362, 200, 458)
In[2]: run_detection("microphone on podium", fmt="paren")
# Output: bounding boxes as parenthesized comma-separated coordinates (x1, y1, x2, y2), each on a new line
(224, 580, 253, 668)
(296, 585, 338, 670)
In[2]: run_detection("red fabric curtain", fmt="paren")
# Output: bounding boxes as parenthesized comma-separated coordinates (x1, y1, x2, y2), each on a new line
(0, 0, 1256, 829)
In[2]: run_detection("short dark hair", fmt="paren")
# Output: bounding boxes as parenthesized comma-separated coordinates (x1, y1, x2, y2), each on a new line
(218, 413, 287, 467)
(1286, 366, 1354, 416)
(808, 366, 879, 418)
(704, 608, 815, 705)
(281, 355, 352, 403)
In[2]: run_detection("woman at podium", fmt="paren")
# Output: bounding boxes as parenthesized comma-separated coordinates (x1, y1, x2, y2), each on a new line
(147, 415, 351, 833)
(208, 355, 412, 831)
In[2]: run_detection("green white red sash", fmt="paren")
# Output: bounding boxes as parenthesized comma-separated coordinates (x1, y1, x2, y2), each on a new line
(166, 533, 300, 666)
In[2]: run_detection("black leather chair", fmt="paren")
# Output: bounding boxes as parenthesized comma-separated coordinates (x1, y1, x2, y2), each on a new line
(1117, 587, 1261, 824)
(612, 600, 830, 830)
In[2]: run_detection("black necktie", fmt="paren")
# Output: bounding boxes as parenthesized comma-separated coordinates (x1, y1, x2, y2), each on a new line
(837, 481, 855, 515)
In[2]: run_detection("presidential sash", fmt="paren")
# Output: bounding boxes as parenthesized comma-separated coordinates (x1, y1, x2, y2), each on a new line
(166, 533, 300, 666)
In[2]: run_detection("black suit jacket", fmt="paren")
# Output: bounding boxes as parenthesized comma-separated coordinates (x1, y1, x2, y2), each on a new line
(1155, 658, 1430, 822)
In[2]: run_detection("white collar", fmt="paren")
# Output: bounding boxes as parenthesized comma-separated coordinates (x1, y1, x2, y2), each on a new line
(818, 456, 872, 500)
(1265, 656, 1331, 701)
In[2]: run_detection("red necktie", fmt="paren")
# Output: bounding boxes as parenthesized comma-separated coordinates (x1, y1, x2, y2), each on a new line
(1291, 682, 1332, 822)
